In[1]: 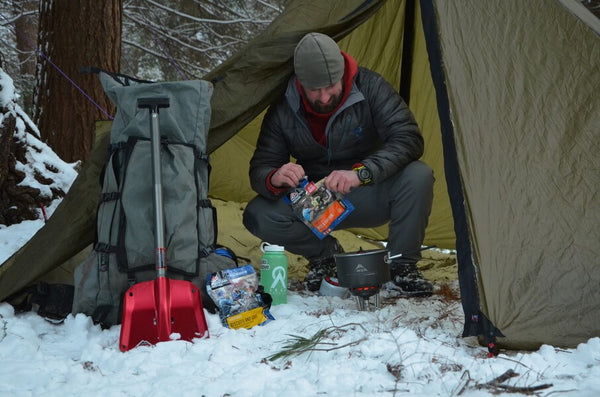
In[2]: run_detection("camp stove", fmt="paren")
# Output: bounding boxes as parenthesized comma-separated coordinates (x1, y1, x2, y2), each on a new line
(349, 285, 383, 311)
(334, 249, 390, 311)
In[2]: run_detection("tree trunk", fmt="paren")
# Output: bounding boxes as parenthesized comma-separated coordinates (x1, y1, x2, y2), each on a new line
(12, 0, 38, 114)
(34, 0, 122, 163)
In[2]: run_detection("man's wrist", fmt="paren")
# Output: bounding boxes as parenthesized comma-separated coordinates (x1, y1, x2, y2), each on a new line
(266, 169, 287, 194)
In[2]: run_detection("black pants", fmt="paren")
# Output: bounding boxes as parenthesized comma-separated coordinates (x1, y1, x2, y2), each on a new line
(243, 161, 434, 262)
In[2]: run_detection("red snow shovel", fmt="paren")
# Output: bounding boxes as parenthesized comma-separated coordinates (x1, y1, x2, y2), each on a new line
(119, 97, 209, 352)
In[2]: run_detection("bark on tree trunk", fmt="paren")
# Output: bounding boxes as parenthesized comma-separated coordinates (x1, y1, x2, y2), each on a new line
(34, 0, 122, 163)
(12, 0, 38, 113)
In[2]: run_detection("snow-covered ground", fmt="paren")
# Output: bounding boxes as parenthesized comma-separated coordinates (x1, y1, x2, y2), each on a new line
(1, 285, 599, 396)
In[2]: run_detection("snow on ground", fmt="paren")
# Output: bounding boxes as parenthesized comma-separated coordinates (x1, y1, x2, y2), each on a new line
(0, 280, 599, 396)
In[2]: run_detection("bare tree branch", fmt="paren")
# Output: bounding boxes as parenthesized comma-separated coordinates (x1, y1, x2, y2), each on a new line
(142, 0, 272, 25)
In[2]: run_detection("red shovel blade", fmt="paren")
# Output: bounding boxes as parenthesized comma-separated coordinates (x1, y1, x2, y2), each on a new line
(119, 277, 209, 352)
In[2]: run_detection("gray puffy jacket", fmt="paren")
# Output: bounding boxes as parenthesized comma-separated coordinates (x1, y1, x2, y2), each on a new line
(249, 67, 424, 199)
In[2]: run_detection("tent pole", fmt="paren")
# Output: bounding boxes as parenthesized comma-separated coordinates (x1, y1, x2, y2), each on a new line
(399, 0, 416, 104)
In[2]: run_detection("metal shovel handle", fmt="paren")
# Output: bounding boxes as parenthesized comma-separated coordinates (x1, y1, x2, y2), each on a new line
(138, 97, 170, 278)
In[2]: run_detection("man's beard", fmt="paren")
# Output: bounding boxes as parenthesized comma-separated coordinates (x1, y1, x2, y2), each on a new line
(308, 91, 343, 114)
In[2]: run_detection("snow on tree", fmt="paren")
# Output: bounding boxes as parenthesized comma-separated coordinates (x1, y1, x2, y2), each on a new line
(0, 68, 77, 226)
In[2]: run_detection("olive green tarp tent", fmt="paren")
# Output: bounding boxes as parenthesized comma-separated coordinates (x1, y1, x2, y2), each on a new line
(1, 0, 598, 351)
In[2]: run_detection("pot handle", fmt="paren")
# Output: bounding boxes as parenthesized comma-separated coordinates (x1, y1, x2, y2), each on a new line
(384, 245, 437, 264)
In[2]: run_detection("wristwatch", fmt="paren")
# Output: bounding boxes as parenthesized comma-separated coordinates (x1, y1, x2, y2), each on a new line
(353, 165, 372, 185)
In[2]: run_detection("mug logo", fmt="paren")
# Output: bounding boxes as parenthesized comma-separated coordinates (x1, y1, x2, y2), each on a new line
(354, 264, 368, 272)
(271, 266, 287, 289)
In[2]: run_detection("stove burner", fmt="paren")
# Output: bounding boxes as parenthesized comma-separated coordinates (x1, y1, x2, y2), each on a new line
(350, 284, 382, 311)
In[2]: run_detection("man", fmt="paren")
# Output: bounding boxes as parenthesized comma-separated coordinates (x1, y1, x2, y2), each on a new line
(242, 32, 434, 296)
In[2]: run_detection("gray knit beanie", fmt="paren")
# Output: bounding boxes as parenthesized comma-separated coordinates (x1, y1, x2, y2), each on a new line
(294, 33, 344, 89)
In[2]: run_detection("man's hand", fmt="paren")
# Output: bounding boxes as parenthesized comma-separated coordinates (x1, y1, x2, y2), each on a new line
(324, 170, 361, 194)
(270, 162, 306, 188)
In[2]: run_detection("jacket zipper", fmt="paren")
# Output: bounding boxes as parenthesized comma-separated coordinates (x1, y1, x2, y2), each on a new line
(327, 114, 352, 165)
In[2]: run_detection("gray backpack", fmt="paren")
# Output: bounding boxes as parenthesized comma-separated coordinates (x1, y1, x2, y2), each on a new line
(72, 71, 235, 327)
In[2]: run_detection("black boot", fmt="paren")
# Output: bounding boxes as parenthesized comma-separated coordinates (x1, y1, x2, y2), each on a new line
(388, 261, 433, 297)
(303, 256, 337, 291)
(303, 239, 344, 292)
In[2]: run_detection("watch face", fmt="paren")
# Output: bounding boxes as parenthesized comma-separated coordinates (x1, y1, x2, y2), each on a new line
(358, 167, 372, 182)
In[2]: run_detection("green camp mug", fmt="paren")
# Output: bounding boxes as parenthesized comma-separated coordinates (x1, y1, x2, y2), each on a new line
(260, 242, 288, 305)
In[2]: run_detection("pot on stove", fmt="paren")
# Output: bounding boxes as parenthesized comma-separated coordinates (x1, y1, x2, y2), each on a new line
(334, 249, 391, 291)
(334, 246, 436, 310)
